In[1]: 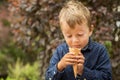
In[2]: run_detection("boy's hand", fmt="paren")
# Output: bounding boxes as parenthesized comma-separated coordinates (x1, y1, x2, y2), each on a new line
(57, 52, 85, 72)
(77, 52, 85, 75)
(57, 52, 78, 71)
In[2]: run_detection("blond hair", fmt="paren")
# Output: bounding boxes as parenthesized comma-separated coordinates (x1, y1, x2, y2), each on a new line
(59, 0, 91, 28)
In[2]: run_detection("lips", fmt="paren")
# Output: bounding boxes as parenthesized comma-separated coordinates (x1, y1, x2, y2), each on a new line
(72, 45, 81, 48)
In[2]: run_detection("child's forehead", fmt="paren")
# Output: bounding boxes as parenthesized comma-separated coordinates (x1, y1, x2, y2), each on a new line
(61, 22, 89, 33)
(60, 20, 87, 29)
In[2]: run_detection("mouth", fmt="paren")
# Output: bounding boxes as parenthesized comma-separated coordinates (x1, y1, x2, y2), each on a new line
(72, 45, 81, 48)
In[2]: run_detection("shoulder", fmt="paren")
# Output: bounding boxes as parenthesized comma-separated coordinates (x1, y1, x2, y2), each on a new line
(49, 42, 68, 64)
(90, 41, 106, 50)
(89, 40, 109, 55)
(56, 42, 68, 52)
(52, 42, 68, 59)
(90, 41, 109, 56)
(88, 38, 106, 51)
(87, 41, 111, 63)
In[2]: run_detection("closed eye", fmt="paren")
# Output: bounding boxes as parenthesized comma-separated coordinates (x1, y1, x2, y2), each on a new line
(77, 34, 83, 36)
(67, 35, 72, 38)
(64, 34, 72, 38)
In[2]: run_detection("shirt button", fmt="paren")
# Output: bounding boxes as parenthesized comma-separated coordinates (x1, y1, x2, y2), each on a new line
(84, 78, 86, 80)
(49, 78, 51, 80)
(54, 71, 56, 74)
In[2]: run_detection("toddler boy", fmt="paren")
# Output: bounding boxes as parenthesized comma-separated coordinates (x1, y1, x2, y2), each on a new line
(45, 0, 112, 80)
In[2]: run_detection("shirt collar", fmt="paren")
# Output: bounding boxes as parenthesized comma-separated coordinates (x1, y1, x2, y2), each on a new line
(81, 37, 93, 51)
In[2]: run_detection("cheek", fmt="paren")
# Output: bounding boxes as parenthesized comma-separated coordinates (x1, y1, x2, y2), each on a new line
(79, 35, 89, 43)
(82, 38, 88, 43)
(64, 37, 72, 46)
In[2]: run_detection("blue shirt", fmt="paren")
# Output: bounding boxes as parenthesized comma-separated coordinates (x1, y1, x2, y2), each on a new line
(45, 39, 112, 80)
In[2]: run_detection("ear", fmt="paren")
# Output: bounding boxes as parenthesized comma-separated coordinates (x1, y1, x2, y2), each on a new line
(89, 25, 94, 36)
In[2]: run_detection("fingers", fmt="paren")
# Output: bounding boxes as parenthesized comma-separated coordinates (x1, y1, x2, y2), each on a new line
(60, 52, 85, 68)
(65, 52, 77, 59)
(66, 58, 77, 65)
(66, 53, 85, 64)
(73, 53, 85, 60)
(77, 53, 85, 64)
(67, 52, 84, 59)
(77, 59, 84, 64)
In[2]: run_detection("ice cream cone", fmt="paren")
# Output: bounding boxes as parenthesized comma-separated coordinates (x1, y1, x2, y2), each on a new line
(69, 48, 81, 78)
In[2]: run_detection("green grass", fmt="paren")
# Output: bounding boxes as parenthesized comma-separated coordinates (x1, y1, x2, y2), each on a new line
(1, 19, 11, 27)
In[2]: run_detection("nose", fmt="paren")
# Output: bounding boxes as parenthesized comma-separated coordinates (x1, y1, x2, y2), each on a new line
(72, 36, 79, 43)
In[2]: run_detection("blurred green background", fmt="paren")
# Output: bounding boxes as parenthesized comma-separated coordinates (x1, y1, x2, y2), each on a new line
(0, 0, 120, 80)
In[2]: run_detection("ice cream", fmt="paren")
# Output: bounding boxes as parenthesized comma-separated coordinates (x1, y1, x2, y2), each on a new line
(69, 48, 81, 78)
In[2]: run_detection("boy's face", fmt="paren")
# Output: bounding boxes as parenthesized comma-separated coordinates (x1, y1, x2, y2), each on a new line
(61, 22, 93, 49)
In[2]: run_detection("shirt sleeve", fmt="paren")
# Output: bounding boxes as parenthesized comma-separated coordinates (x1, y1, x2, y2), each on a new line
(80, 46, 112, 80)
(45, 47, 64, 80)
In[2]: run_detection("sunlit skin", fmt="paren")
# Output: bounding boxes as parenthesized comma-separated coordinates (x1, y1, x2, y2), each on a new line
(57, 21, 93, 75)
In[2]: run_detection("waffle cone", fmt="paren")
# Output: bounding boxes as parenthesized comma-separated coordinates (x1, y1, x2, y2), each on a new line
(69, 48, 81, 78)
